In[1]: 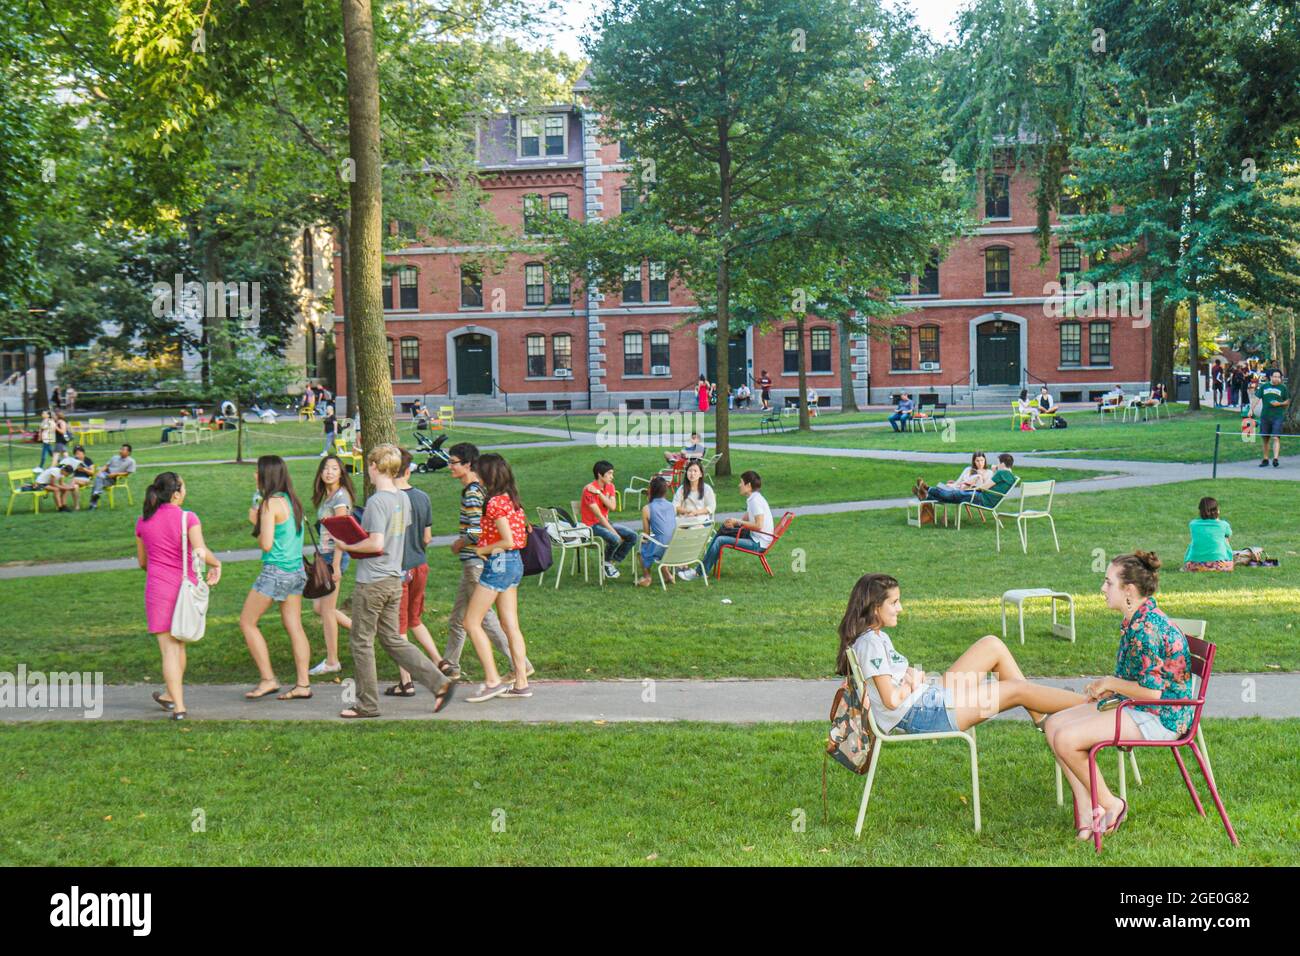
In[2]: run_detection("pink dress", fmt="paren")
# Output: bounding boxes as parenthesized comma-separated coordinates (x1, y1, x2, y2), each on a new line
(136, 504, 201, 634)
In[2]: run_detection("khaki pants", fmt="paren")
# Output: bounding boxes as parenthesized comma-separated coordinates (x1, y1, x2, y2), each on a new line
(444, 559, 521, 671)
(350, 576, 448, 715)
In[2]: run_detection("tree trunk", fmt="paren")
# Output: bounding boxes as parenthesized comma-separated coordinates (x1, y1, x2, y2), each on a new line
(336, 216, 357, 419)
(33, 345, 48, 412)
(796, 314, 810, 431)
(838, 317, 858, 412)
(341, 0, 396, 489)
(1187, 296, 1201, 411)
(1150, 297, 1177, 399)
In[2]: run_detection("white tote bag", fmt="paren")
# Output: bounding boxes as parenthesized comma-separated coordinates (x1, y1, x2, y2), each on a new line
(170, 510, 210, 643)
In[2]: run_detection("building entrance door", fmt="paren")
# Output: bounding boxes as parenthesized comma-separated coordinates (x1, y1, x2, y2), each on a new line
(976, 320, 1020, 386)
(455, 334, 493, 395)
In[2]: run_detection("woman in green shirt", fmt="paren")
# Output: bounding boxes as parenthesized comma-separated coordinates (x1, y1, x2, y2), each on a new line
(1183, 496, 1234, 572)
(240, 455, 314, 701)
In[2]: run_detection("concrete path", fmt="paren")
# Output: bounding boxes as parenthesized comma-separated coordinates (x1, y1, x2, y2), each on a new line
(3, 674, 1293, 723)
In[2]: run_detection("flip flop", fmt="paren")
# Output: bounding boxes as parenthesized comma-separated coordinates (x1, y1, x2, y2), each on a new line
(151, 690, 176, 712)
(1103, 799, 1129, 835)
(245, 683, 282, 700)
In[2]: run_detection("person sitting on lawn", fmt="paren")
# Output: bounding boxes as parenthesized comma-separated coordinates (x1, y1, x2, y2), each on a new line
(89, 443, 137, 510)
(673, 459, 716, 523)
(1043, 551, 1193, 841)
(1017, 389, 1042, 430)
(1183, 496, 1234, 572)
(889, 393, 914, 433)
(664, 431, 706, 465)
(913, 451, 993, 506)
(35, 461, 80, 511)
(637, 476, 677, 587)
(681, 470, 773, 580)
(581, 460, 638, 579)
(835, 572, 1084, 740)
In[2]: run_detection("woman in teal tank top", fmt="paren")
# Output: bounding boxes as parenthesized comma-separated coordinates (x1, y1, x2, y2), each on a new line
(240, 455, 314, 702)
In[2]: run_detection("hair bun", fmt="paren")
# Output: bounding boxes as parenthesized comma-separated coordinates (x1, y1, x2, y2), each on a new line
(1135, 550, 1161, 571)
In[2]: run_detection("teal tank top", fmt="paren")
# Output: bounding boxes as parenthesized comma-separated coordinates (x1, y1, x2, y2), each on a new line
(263, 492, 305, 571)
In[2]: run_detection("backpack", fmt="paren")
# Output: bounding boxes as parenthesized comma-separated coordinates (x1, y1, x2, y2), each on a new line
(1052, 415, 1068, 429)
(822, 676, 878, 822)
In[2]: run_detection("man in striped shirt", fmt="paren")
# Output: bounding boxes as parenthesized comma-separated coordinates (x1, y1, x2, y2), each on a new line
(439, 443, 527, 681)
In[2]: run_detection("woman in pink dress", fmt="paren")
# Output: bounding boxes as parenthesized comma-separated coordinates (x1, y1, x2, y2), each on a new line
(135, 472, 222, 720)
(697, 375, 710, 413)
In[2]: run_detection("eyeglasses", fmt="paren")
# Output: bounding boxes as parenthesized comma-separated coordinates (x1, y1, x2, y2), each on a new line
(448, 459, 463, 466)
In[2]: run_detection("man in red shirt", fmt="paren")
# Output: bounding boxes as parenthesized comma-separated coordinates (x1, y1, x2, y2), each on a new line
(581, 460, 637, 580)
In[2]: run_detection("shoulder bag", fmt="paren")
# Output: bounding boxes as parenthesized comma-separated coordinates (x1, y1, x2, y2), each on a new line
(171, 511, 210, 643)
(303, 520, 337, 599)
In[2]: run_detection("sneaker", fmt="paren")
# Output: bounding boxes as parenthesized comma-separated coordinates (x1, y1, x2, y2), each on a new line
(1260, 459, 1270, 468)
(502, 686, 533, 699)
(308, 659, 342, 677)
(677, 568, 698, 581)
(1273, 459, 1280, 468)
(466, 682, 511, 703)
(603, 563, 620, 579)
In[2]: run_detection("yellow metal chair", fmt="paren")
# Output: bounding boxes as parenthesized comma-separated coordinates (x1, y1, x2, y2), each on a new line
(7, 469, 49, 515)
(333, 437, 363, 475)
(104, 474, 134, 510)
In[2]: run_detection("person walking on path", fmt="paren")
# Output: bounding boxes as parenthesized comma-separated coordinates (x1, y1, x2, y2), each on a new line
(38, 410, 56, 468)
(320, 403, 338, 457)
(1257, 369, 1289, 468)
(240, 455, 314, 702)
(336, 444, 454, 718)
(308, 454, 355, 677)
(389, 448, 446, 696)
(462, 453, 533, 703)
(440, 442, 521, 682)
(697, 375, 711, 413)
(136, 472, 222, 720)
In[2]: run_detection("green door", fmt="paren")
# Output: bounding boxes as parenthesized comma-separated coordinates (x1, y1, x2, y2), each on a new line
(455, 334, 493, 395)
(705, 331, 748, 387)
(976, 320, 1020, 386)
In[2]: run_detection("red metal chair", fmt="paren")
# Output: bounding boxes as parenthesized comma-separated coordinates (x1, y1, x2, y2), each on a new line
(1085, 635, 1237, 853)
(713, 511, 794, 579)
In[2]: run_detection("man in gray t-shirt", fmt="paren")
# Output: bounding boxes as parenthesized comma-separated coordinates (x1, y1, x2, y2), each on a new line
(353, 488, 409, 584)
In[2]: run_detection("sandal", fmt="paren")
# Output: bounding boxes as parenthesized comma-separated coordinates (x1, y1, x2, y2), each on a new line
(278, 684, 313, 701)
(384, 681, 416, 697)
(339, 708, 380, 719)
(151, 690, 176, 712)
(437, 660, 461, 679)
(245, 682, 282, 700)
(1103, 799, 1128, 835)
(433, 682, 456, 714)
(170, 711, 188, 721)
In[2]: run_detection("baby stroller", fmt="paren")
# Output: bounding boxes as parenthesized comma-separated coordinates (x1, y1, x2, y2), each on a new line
(414, 432, 450, 474)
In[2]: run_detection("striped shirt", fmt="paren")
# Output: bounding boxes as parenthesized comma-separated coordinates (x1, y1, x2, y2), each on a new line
(457, 481, 487, 564)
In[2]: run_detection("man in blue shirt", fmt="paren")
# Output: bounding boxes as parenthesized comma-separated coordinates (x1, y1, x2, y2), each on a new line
(889, 393, 914, 433)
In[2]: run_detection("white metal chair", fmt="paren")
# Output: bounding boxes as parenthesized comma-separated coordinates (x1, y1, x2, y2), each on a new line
(638, 522, 712, 590)
(846, 653, 981, 836)
(699, 452, 723, 485)
(1013, 479, 1059, 554)
(954, 476, 1022, 552)
(536, 507, 603, 588)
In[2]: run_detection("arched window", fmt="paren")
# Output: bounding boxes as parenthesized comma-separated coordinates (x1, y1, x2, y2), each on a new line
(622, 263, 643, 303)
(890, 326, 912, 371)
(387, 337, 396, 380)
(810, 327, 832, 372)
(523, 193, 543, 236)
(399, 336, 420, 380)
(623, 331, 644, 375)
(648, 261, 669, 302)
(1059, 321, 1081, 366)
(985, 247, 1011, 294)
(918, 325, 940, 366)
(1089, 321, 1112, 366)
(551, 268, 571, 305)
(397, 265, 418, 310)
(552, 334, 572, 373)
(782, 328, 799, 374)
(526, 334, 546, 377)
(460, 265, 482, 308)
(548, 193, 569, 218)
(649, 330, 670, 373)
(524, 263, 545, 306)
(984, 173, 1010, 218)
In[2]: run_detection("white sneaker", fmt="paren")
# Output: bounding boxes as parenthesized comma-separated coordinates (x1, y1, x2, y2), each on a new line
(603, 563, 620, 579)
(677, 568, 698, 581)
(309, 659, 341, 677)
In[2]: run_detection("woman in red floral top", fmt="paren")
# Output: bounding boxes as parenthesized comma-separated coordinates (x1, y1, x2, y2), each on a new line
(462, 454, 533, 704)
(1043, 551, 1193, 841)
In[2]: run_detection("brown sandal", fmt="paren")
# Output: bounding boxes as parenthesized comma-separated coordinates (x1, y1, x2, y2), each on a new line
(384, 681, 416, 697)
(245, 682, 281, 700)
(278, 684, 313, 701)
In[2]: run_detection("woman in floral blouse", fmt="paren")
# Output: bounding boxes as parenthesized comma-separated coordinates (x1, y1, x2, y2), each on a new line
(1043, 551, 1193, 841)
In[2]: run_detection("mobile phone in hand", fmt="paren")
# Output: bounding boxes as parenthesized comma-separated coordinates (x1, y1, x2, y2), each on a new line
(1096, 693, 1126, 712)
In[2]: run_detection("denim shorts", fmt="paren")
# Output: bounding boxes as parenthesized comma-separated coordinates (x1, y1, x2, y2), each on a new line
(478, 549, 523, 592)
(893, 683, 960, 735)
(321, 550, 351, 575)
(1128, 707, 1181, 741)
(252, 563, 308, 601)
(1260, 416, 1283, 437)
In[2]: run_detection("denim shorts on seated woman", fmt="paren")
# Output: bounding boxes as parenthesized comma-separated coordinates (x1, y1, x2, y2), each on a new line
(478, 549, 523, 593)
(252, 563, 308, 602)
(893, 683, 960, 735)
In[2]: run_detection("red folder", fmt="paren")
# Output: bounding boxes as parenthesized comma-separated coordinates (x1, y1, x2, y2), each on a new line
(321, 515, 382, 559)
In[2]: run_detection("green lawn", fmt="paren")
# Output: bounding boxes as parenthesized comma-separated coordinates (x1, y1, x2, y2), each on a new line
(1, 720, 1292, 866)
(0, 439, 1086, 566)
(474, 407, 994, 434)
(738, 407, 1266, 463)
(4, 478, 1296, 684)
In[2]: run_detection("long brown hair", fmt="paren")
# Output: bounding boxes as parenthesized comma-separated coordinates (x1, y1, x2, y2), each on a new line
(312, 454, 356, 509)
(475, 453, 521, 510)
(143, 472, 183, 521)
(836, 573, 900, 676)
(253, 455, 304, 537)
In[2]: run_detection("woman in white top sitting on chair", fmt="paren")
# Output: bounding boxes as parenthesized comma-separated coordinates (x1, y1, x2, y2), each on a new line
(672, 460, 716, 523)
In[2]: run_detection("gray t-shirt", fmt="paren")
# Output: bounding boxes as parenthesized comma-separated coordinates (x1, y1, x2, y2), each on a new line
(316, 487, 352, 552)
(401, 486, 432, 571)
(355, 490, 409, 583)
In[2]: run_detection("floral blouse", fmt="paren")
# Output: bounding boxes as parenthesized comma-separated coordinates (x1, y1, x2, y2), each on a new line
(1115, 597, 1194, 736)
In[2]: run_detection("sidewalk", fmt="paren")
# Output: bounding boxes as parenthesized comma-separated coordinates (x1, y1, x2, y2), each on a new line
(4, 674, 1295, 723)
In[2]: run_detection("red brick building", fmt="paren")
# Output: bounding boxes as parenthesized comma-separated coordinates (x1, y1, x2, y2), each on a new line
(334, 80, 1150, 412)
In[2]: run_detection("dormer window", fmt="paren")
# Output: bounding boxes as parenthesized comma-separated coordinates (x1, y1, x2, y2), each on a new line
(519, 115, 567, 158)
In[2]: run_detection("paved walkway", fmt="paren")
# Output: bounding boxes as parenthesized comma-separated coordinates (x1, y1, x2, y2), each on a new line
(4, 674, 1294, 723)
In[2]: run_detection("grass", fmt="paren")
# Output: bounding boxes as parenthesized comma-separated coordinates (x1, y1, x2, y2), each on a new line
(4, 478, 1297, 684)
(1, 719, 1293, 865)
(0, 438, 1087, 566)
(474, 407, 993, 433)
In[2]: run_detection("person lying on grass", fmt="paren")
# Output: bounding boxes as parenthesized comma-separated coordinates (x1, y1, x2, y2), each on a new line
(833, 572, 1085, 739)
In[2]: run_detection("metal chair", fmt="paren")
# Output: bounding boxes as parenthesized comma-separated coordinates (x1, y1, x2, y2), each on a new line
(1013, 479, 1060, 553)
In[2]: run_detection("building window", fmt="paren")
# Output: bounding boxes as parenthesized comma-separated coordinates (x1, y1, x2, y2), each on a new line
(398, 266, 418, 310)
(397, 220, 416, 240)
(1089, 321, 1111, 366)
(382, 274, 393, 311)
(650, 330, 670, 372)
(783, 329, 799, 374)
(648, 261, 668, 302)
(552, 333, 572, 373)
(305, 324, 317, 377)
(399, 336, 420, 380)
(387, 337, 396, 380)
(1059, 244, 1081, 275)
(526, 334, 546, 377)
(890, 326, 912, 371)
(810, 327, 832, 372)
(622, 263, 643, 303)
(985, 173, 1010, 218)
(623, 331, 643, 375)
(551, 268, 571, 305)
(548, 193, 569, 219)
(460, 265, 482, 308)
(918, 325, 940, 366)
(918, 255, 939, 295)
(302, 229, 314, 288)
(519, 116, 541, 157)
(1059, 191, 1081, 216)
(544, 115, 566, 156)
(619, 139, 635, 160)
(525, 263, 545, 306)
(1059, 321, 1081, 366)
(620, 186, 638, 214)
(523, 193, 543, 236)
(985, 247, 1011, 294)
